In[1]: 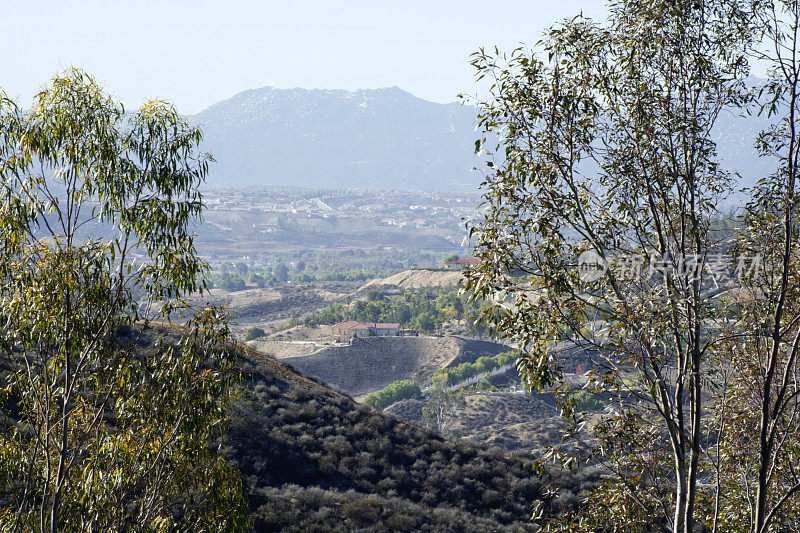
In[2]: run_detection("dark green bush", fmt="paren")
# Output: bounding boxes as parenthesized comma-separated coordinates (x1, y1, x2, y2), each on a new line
(365, 289, 385, 302)
(245, 326, 267, 341)
(364, 380, 423, 410)
(224, 360, 604, 531)
(303, 288, 470, 330)
(217, 272, 247, 291)
(571, 390, 606, 412)
(433, 351, 518, 386)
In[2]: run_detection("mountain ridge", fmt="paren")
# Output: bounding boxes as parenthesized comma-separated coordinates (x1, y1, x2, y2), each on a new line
(192, 82, 773, 194)
(190, 85, 482, 191)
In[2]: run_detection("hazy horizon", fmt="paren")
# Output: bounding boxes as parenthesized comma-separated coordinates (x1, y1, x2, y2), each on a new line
(3, 0, 608, 115)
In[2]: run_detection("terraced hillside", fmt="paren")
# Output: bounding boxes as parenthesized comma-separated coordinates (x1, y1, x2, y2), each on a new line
(225, 346, 601, 531)
(277, 335, 509, 397)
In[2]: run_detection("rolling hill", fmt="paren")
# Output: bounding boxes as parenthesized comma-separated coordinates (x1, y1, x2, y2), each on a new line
(224, 344, 602, 531)
(262, 335, 509, 397)
(357, 268, 464, 291)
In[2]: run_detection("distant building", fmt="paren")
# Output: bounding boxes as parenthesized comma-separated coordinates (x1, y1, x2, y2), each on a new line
(445, 257, 482, 268)
(330, 321, 400, 341)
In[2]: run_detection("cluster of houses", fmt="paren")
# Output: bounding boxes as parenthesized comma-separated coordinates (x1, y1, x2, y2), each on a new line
(330, 321, 400, 342)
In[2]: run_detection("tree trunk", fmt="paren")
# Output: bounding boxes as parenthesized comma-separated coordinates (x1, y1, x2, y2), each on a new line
(674, 466, 687, 533)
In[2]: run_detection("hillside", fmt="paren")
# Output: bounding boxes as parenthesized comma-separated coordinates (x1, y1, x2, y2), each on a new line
(225, 345, 601, 531)
(273, 335, 509, 397)
(386, 392, 580, 454)
(191, 282, 361, 329)
(358, 268, 464, 291)
(190, 87, 482, 191)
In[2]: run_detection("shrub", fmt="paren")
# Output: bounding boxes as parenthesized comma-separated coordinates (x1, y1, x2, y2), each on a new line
(571, 390, 606, 412)
(342, 497, 383, 525)
(303, 287, 467, 329)
(433, 351, 518, 386)
(366, 289, 385, 302)
(245, 326, 267, 341)
(364, 380, 423, 410)
(217, 271, 247, 291)
(226, 360, 593, 531)
(303, 304, 345, 327)
(248, 273, 266, 288)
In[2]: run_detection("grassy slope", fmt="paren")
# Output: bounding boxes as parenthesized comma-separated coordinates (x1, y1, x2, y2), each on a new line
(386, 391, 570, 454)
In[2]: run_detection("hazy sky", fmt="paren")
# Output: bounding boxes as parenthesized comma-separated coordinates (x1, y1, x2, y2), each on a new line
(3, 1, 607, 114)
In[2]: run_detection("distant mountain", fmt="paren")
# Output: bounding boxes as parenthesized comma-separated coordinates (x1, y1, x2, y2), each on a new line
(191, 86, 483, 191)
(191, 83, 774, 195)
(714, 108, 775, 196)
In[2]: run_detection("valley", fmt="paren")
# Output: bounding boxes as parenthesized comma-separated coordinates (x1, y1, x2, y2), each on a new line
(203, 264, 604, 461)
(225, 341, 604, 531)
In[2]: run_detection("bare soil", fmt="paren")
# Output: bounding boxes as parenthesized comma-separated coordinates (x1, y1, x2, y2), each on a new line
(191, 282, 362, 337)
(358, 268, 463, 291)
(265, 324, 331, 342)
(277, 335, 509, 397)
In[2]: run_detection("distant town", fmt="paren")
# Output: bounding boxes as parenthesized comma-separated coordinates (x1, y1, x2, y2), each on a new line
(202, 186, 481, 229)
(195, 186, 481, 268)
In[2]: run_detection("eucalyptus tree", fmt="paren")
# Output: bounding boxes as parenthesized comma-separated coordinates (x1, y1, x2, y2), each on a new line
(0, 69, 248, 531)
(706, 1, 800, 531)
(462, 1, 753, 531)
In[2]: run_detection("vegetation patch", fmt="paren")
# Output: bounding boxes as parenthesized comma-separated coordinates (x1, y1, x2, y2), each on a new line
(224, 352, 604, 531)
(364, 379, 423, 410)
(433, 351, 518, 387)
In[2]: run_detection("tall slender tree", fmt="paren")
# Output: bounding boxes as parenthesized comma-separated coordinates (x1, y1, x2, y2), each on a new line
(710, 2, 800, 531)
(0, 69, 248, 531)
(463, 1, 752, 531)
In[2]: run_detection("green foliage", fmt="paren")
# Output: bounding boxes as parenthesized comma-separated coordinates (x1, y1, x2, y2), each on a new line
(0, 69, 248, 530)
(245, 326, 267, 341)
(414, 312, 436, 332)
(303, 288, 471, 331)
(316, 269, 380, 282)
(569, 390, 605, 412)
(365, 289, 384, 302)
(273, 315, 303, 333)
(217, 271, 247, 292)
(364, 379, 422, 410)
(217, 248, 446, 286)
(295, 272, 315, 282)
(227, 365, 578, 531)
(273, 263, 289, 283)
(461, 2, 757, 530)
(248, 272, 266, 288)
(433, 351, 517, 387)
(302, 303, 346, 326)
